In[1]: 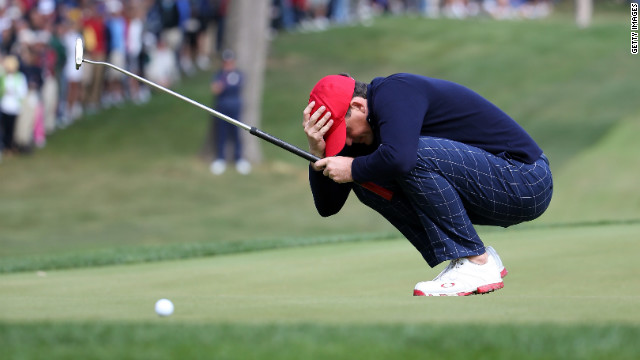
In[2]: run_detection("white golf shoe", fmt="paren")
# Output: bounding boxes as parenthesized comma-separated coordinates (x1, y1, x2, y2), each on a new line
(413, 247, 506, 296)
(210, 159, 226, 175)
(235, 159, 252, 175)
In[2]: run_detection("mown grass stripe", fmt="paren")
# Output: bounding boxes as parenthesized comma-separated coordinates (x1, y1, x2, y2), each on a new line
(2, 219, 639, 274)
(0, 232, 398, 274)
(2, 322, 639, 360)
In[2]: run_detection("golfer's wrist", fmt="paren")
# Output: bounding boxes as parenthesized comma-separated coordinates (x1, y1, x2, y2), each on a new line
(308, 147, 324, 158)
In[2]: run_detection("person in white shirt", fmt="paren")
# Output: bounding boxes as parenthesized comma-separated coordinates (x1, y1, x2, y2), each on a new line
(1, 55, 28, 155)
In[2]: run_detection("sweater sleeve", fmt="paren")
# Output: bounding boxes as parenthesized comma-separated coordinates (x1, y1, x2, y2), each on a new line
(308, 165, 353, 217)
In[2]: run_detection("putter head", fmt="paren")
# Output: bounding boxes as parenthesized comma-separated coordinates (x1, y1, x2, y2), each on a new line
(75, 38, 83, 70)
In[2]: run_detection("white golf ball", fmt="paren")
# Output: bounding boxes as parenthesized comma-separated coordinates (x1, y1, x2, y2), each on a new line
(154, 299, 174, 317)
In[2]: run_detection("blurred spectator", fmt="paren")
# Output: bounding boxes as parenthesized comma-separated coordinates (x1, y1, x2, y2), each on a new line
(371, 0, 391, 13)
(14, 77, 42, 151)
(422, 0, 441, 17)
(192, 0, 214, 70)
(443, 0, 479, 18)
(271, 0, 296, 31)
(212, 0, 229, 53)
(0, 55, 28, 154)
(104, 0, 126, 108)
(60, 17, 84, 126)
(81, 1, 107, 113)
(155, 0, 183, 73)
(146, 35, 180, 88)
(45, 19, 65, 134)
(305, 0, 330, 31)
(329, 0, 351, 24)
(0, 4, 18, 54)
(180, 1, 198, 75)
(125, 0, 150, 105)
(15, 45, 44, 152)
(291, 0, 308, 26)
(209, 49, 251, 175)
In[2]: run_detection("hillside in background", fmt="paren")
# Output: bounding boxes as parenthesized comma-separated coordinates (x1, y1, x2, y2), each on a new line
(0, 11, 638, 263)
(545, 113, 640, 223)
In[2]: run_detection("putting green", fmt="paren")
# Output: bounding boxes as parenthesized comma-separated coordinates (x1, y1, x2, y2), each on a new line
(1, 223, 639, 325)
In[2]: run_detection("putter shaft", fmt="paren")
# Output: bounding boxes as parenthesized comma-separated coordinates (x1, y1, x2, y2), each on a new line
(78, 58, 393, 201)
(82, 59, 251, 132)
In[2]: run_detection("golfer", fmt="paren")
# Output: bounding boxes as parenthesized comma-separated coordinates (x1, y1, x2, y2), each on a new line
(303, 73, 553, 296)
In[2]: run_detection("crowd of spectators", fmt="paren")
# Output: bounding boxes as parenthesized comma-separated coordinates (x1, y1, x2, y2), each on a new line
(0, 0, 227, 161)
(271, 0, 553, 33)
(0, 0, 553, 163)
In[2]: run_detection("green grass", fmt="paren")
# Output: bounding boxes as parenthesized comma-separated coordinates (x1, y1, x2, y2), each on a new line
(2, 14, 638, 262)
(264, 16, 638, 168)
(1, 13, 638, 262)
(2, 224, 639, 324)
(0, 232, 398, 273)
(3, 322, 639, 360)
(1, 223, 640, 358)
(1, 5, 640, 359)
(546, 114, 640, 222)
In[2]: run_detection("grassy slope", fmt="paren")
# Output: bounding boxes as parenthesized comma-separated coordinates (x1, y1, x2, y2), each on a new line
(263, 16, 637, 168)
(0, 80, 394, 258)
(1, 13, 638, 263)
(545, 113, 640, 222)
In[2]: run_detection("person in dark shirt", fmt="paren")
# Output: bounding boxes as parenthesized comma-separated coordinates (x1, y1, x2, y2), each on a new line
(209, 49, 251, 175)
(303, 73, 553, 296)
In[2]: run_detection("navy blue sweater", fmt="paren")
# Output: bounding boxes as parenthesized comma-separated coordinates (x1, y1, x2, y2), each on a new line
(310, 73, 543, 216)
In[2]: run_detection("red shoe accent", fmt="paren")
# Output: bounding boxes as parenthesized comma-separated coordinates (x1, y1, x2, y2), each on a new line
(500, 268, 508, 278)
(477, 281, 504, 294)
(413, 289, 426, 296)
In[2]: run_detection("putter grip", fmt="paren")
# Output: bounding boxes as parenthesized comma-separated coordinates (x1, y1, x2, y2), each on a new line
(250, 127, 319, 162)
(249, 127, 393, 201)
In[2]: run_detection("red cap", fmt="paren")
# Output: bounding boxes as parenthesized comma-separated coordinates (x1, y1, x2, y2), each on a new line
(308, 75, 355, 157)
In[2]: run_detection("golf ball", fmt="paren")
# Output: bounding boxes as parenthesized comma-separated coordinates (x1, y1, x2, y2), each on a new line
(155, 299, 174, 317)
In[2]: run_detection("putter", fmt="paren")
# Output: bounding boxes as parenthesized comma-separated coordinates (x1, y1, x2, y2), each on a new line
(74, 38, 392, 200)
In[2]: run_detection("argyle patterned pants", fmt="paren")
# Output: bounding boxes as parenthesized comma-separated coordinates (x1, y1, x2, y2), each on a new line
(353, 137, 553, 267)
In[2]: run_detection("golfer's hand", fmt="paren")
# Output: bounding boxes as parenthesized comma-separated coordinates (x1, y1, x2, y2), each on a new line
(314, 156, 354, 183)
(303, 101, 333, 167)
